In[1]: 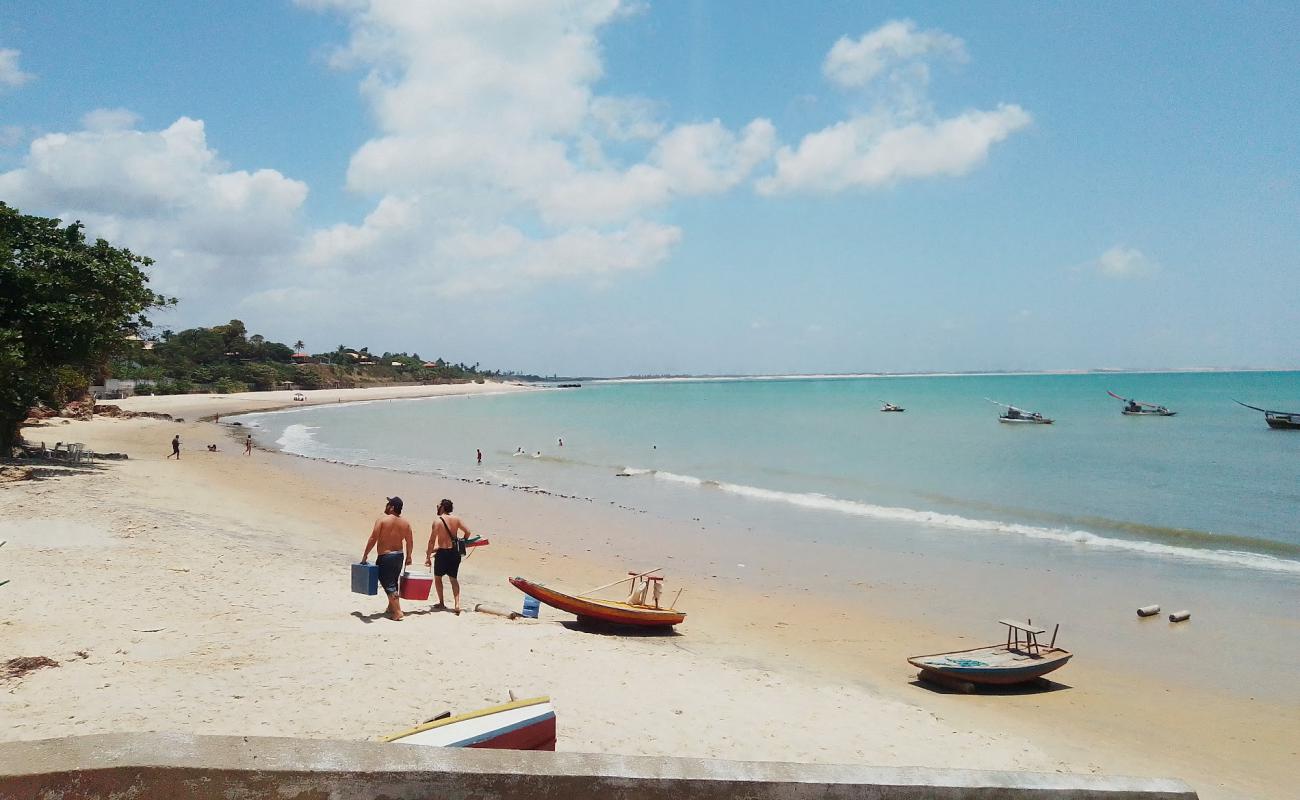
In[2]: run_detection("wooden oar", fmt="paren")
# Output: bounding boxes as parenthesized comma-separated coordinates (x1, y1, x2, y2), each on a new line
(580, 567, 662, 597)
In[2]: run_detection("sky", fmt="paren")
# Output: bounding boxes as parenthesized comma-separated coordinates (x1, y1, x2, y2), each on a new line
(1, 1, 1297, 376)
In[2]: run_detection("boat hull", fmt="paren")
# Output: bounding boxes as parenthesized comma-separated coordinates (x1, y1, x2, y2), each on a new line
(1265, 414, 1300, 430)
(1122, 410, 1176, 416)
(510, 577, 685, 627)
(907, 645, 1072, 685)
(384, 697, 556, 750)
(998, 417, 1053, 424)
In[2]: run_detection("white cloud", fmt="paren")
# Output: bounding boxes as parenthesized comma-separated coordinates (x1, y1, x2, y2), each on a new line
(759, 105, 1031, 194)
(0, 117, 308, 298)
(757, 20, 1029, 195)
(285, 0, 772, 301)
(0, 48, 34, 88)
(590, 96, 664, 141)
(81, 107, 142, 131)
(1095, 246, 1160, 279)
(823, 20, 965, 89)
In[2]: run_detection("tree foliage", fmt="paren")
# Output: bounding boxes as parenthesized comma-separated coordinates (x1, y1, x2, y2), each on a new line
(1, 202, 171, 445)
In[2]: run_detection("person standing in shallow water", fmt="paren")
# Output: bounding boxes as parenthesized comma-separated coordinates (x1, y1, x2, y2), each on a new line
(425, 498, 473, 615)
(361, 496, 413, 621)
(168, 435, 180, 460)
(476, 448, 482, 464)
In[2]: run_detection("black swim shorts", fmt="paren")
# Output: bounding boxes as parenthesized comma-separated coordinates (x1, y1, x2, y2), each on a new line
(433, 548, 461, 578)
(376, 551, 404, 596)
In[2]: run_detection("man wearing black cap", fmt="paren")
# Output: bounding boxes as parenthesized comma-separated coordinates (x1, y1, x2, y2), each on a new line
(361, 496, 413, 620)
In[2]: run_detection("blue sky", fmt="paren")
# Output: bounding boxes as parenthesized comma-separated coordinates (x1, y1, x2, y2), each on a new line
(2, 2, 1297, 375)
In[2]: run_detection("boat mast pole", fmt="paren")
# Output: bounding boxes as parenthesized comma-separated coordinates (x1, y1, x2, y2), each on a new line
(579, 567, 663, 597)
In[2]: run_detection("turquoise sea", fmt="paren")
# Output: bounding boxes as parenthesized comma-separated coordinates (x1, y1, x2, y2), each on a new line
(238, 371, 1300, 577)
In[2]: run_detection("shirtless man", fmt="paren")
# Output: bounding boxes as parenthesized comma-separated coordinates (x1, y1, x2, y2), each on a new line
(424, 498, 472, 614)
(361, 496, 413, 620)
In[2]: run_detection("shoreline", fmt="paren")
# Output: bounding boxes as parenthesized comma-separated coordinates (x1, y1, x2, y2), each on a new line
(2, 386, 1296, 798)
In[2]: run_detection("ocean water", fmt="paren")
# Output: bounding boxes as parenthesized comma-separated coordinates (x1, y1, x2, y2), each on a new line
(236, 371, 1300, 576)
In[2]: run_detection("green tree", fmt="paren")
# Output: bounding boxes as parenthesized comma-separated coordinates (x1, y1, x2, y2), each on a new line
(1, 203, 171, 445)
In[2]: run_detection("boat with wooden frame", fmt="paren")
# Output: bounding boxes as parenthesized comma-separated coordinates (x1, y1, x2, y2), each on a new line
(987, 399, 1054, 425)
(1235, 400, 1300, 430)
(1108, 390, 1176, 416)
(908, 619, 1072, 689)
(510, 569, 686, 628)
(382, 696, 556, 750)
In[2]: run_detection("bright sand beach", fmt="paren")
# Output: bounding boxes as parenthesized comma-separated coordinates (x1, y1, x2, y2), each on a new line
(2, 385, 1296, 800)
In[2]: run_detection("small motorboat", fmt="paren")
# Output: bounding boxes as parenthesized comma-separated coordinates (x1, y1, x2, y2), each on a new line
(908, 619, 1072, 688)
(1108, 390, 1175, 416)
(1236, 401, 1300, 430)
(988, 399, 1053, 424)
(880, 402, 905, 412)
(510, 571, 686, 628)
(382, 696, 556, 750)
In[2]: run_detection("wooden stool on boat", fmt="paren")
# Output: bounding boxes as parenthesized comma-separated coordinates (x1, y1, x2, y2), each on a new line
(998, 619, 1052, 656)
(645, 575, 663, 609)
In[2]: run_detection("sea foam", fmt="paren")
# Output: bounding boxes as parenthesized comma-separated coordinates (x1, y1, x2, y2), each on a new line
(622, 468, 1300, 575)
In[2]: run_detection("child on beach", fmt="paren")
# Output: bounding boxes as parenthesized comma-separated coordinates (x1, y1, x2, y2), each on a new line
(361, 496, 413, 621)
(244, 435, 253, 455)
(167, 435, 181, 459)
(425, 498, 473, 615)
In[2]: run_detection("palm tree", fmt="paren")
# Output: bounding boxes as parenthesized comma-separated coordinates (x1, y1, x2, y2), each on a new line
(294, 339, 305, 353)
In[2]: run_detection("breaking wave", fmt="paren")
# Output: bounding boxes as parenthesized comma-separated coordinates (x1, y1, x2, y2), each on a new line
(620, 467, 1300, 575)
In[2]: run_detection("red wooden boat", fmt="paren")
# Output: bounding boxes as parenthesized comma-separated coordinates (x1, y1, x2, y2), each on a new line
(510, 575, 686, 628)
(381, 696, 556, 750)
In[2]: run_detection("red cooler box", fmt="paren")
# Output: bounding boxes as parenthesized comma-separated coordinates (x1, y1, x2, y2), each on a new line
(399, 571, 433, 601)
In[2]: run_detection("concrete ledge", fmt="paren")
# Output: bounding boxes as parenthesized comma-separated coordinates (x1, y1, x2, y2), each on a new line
(0, 733, 1197, 799)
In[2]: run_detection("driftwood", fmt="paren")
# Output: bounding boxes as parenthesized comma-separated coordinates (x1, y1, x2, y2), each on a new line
(474, 603, 519, 620)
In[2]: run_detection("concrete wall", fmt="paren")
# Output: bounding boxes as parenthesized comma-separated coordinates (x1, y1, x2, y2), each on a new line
(0, 734, 1198, 800)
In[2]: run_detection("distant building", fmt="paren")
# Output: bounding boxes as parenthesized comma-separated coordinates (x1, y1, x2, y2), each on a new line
(291, 352, 311, 363)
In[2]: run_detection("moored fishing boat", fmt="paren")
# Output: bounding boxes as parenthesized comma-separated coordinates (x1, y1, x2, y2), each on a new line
(510, 572, 686, 627)
(382, 696, 556, 750)
(908, 620, 1072, 687)
(879, 401, 905, 412)
(987, 399, 1053, 424)
(1235, 400, 1300, 430)
(1108, 390, 1176, 416)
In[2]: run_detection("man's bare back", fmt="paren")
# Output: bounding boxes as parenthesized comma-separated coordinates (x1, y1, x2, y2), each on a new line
(428, 513, 470, 551)
(370, 513, 413, 555)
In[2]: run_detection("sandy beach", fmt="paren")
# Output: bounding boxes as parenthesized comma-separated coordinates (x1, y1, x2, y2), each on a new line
(2, 385, 1295, 799)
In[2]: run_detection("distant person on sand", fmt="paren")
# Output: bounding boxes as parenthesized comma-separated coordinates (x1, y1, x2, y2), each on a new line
(425, 498, 472, 615)
(168, 435, 181, 460)
(361, 496, 413, 621)
(476, 448, 482, 464)
(244, 435, 253, 456)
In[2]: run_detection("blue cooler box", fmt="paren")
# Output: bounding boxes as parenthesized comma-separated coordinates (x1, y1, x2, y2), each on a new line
(522, 594, 540, 618)
(351, 562, 379, 595)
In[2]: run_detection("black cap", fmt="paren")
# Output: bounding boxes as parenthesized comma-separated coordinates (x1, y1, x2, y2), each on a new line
(386, 496, 403, 513)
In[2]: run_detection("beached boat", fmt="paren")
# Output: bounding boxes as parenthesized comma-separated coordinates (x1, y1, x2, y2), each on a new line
(382, 696, 556, 750)
(908, 620, 1072, 687)
(879, 402, 905, 412)
(1236, 401, 1300, 430)
(988, 399, 1053, 424)
(1108, 390, 1175, 416)
(510, 574, 686, 627)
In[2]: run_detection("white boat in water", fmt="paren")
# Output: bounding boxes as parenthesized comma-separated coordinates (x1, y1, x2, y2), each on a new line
(1108, 390, 1176, 416)
(988, 399, 1053, 424)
